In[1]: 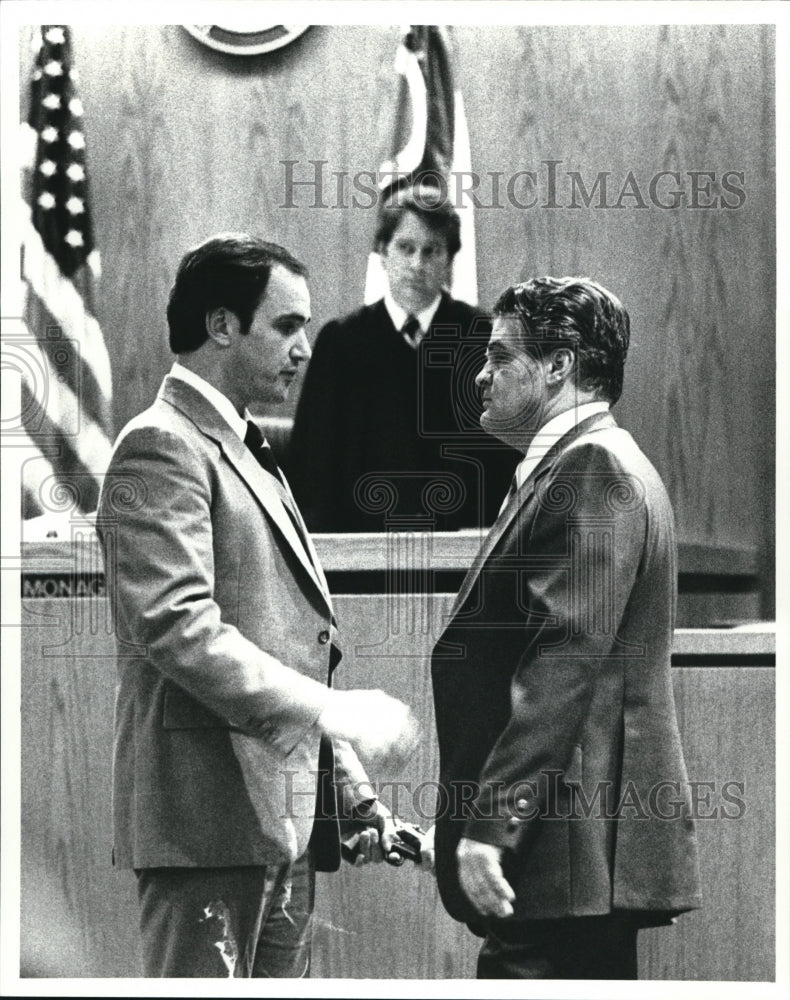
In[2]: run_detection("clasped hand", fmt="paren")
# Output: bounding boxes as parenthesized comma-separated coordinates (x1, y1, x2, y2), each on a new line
(342, 800, 402, 866)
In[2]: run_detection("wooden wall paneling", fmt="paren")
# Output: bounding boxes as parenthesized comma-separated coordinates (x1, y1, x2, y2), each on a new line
(749, 25, 777, 621)
(268, 26, 404, 407)
(69, 25, 409, 431)
(621, 25, 773, 561)
(641, 27, 740, 550)
(313, 593, 479, 979)
(245, 23, 411, 420)
(758, 36, 776, 620)
(74, 27, 175, 436)
(676, 590, 761, 630)
(639, 666, 775, 981)
(454, 25, 774, 575)
(20, 617, 141, 977)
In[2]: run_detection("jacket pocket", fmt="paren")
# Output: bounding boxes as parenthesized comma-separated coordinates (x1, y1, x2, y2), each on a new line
(162, 686, 228, 729)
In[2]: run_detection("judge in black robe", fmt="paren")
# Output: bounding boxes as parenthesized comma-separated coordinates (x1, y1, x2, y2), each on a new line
(286, 188, 519, 533)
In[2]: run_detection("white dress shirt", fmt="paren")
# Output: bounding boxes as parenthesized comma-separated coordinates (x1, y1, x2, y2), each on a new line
(514, 400, 610, 489)
(170, 362, 250, 441)
(383, 290, 443, 348)
(497, 400, 610, 516)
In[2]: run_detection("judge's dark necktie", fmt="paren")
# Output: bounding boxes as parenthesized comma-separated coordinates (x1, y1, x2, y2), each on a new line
(401, 314, 422, 348)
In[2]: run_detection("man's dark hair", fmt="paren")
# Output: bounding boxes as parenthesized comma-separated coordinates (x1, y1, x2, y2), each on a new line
(493, 276, 631, 404)
(374, 183, 462, 258)
(167, 233, 308, 354)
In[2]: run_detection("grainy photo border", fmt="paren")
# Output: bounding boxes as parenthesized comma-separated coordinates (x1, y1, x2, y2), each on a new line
(1, 1, 787, 997)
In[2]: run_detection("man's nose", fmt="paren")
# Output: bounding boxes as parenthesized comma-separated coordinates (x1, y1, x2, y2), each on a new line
(292, 329, 311, 361)
(475, 364, 490, 388)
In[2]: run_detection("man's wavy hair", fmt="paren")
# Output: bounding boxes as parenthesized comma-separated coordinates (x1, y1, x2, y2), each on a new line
(492, 276, 631, 404)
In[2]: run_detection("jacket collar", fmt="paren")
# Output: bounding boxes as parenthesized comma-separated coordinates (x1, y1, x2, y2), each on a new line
(383, 290, 443, 335)
(159, 376, 334, 613)
(448, 410, 617, 618)
(372, 290, 454, 332)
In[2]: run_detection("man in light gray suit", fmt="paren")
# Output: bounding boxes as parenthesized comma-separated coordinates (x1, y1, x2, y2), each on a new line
(96, 233, 416, 977)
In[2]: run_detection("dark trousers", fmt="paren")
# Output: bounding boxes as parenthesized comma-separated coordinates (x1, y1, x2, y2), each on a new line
(135, 852, 314, 977)
(477, 913, 639, 979)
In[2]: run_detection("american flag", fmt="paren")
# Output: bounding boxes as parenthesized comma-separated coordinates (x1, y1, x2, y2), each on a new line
(364, 25, 478, 306)
(19, 25, 113, 520)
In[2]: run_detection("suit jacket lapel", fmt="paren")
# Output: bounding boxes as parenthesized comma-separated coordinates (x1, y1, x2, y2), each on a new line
(276, 465, 333, 599)
(223, 440, 334, 609)
(160, 377, 333, 612)
(448, 411, 617, 618)
(431, 290, 454, 324)
(371, 299, 399, 342)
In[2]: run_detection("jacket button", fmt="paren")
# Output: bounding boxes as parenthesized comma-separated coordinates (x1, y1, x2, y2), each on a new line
(507, 816, 520, 829)
(318, 629, 330, 644)
(516, 798, 529, 811)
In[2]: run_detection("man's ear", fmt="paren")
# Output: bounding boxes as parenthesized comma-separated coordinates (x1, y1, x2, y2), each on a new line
(547, 347, 575, 385)
(205, 307, 241, 347)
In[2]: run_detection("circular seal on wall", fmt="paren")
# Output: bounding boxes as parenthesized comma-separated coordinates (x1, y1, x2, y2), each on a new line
(183, 23, 310, 56)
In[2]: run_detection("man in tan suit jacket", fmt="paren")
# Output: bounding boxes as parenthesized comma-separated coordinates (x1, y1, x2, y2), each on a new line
(96, 233, 416, 977)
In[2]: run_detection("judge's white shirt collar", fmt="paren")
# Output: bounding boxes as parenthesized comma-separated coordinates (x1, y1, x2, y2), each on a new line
(383, 290, 443, 344)
(169, 361, 251, 442)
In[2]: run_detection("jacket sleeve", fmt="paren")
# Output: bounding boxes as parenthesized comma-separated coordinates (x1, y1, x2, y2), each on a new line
(97, 423, 330, 754)
(286, 319, 346, 531)
(462, 441, 648, 849)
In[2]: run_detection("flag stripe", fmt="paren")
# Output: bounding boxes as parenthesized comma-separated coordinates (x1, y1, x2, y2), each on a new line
(421, 26, 455, 177)
(21, 25, 113, 518)
(448, 89, 477, 305)
(21, 215, 112, 403)
(23, 330, 112, 471)
(380, 43, 428, 178)
(17, 429, 60, 520)
(19, 121, 39, 171)
(23, 278, 111, 431)
(20, 382, 102, 515)
(20, 336, 113, 476)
